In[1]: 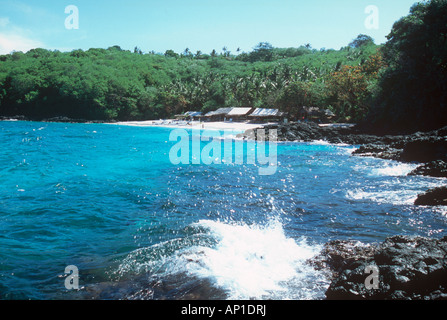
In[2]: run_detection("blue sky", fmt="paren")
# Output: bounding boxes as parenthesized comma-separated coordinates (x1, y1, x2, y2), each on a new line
(0, 0, 419, 55)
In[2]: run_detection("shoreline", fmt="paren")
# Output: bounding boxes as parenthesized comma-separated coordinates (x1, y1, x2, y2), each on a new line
(0, 116, 270, 132)
(109, 119, 270, 132)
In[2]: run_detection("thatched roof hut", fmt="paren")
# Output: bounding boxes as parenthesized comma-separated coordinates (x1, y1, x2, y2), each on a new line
(226, 107, 254, 121)
(249, 108, 286, 122)
(203, 107, 233, 121)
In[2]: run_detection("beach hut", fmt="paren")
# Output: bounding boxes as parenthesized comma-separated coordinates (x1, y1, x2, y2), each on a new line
(249, 108, 285, 122)
(203, 107, 233, 121)
(174, 111, 202, 121)
(225, 107, 254, 121)
(185, 111, 202, 120)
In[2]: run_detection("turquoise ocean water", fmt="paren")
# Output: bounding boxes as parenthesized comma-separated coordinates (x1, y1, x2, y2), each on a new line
(0, 120, 446, 300)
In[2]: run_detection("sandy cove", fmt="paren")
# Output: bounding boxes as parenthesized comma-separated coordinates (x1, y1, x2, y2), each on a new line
(110, 119, 270, 132)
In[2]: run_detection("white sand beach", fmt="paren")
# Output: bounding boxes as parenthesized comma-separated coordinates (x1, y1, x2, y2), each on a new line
(111, 119, 270, 132)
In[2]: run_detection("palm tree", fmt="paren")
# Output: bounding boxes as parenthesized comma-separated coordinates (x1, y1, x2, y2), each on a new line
(183, 48, 191, 58)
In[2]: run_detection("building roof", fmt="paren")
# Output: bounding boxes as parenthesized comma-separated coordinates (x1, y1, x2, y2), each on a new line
(227, 107, 253, 116)
(185, 111, 202, 117)
(249, 108, 283, 117)
(324, 109, 335, 117)
(204, 107, 233, 117)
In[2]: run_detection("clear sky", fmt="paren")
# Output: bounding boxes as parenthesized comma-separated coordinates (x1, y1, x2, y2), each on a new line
(0, 0, 420, 55)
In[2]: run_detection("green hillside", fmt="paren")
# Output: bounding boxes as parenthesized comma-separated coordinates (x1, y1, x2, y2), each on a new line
(0, 37, 380, 122)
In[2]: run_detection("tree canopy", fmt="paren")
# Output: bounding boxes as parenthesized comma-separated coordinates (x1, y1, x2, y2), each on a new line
(368, 0, 447, 133)
(0, 37, 381, 122)
(349, 34, 375, 48)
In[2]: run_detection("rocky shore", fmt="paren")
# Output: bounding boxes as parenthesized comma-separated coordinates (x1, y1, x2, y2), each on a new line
(243, 121, 447, 299)
(308, 235, 447, 300)
(243, 121, 447, 206)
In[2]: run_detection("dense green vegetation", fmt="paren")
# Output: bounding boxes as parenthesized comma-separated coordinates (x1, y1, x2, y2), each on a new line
(0, 0, 445, 133)
(367, 0, 447, 133)
(0, 37, 380, 122)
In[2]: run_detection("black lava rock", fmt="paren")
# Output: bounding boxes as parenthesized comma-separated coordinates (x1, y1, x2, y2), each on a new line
(409, 160, 447, 178)
(310, 236, 447, 300)
(400, 138, 447, 163)
(414, 186, 447, 206)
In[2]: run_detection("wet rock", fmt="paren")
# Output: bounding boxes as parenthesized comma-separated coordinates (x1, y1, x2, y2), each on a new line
(414, 186, 447, 206)
(351, 144, 403, 161)
(64, 272, 228, 300)
(316, 236, 447, 300)
(400, 138, 447, 163)
(0, 115, 29, 121)
(42, 116, 109, 124)
(309, 240, 378, 280)
(409, 160, 447, 178)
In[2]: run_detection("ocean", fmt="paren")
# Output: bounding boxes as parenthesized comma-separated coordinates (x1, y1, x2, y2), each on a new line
(0, 120, 446, 300)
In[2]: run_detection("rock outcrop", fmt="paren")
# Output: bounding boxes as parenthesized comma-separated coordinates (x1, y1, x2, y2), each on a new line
(409, 160, 447, 178)
(308, 236, 447, 300)
(414, 186, 447, 206)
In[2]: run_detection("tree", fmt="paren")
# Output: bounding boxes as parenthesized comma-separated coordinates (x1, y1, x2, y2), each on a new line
(164, 49, 178, 58)
(108, 45, 124, 51)
(276, 81, 325, 119)
(134, 46, 143, 55)
(370, 0, 447, 132)
(327, 65, 369, 121)
(182, 48, 192, 58)
(249, 42, 274, 62)
(349, 34, 375, 48)
(327, 51, 385, 122)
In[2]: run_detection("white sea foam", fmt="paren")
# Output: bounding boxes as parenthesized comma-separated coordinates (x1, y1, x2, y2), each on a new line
(308, 140, 332, 145)
(353, 161, 420, 178)
(345, 188, 418, 205)
(307, 140, 358, 155)
(369, 162, 420, 177)
(345, 175, 447, 205)
(118, 219, 329, 300)
(171, 219, 328, 300)
(346, 157, 447, 205)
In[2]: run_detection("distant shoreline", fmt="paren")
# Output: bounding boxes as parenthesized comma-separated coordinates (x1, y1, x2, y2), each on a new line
(109, 119, 271, 132)
(0, 115, 271, 132)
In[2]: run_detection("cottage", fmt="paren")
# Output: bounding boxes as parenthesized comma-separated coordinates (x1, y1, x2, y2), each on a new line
(185, 111, 202, 120)
(225, 107, 254, 121)
(203, 107, 233, 121)
(249, 108, 286, 122)
(174, 111, 202, 121)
